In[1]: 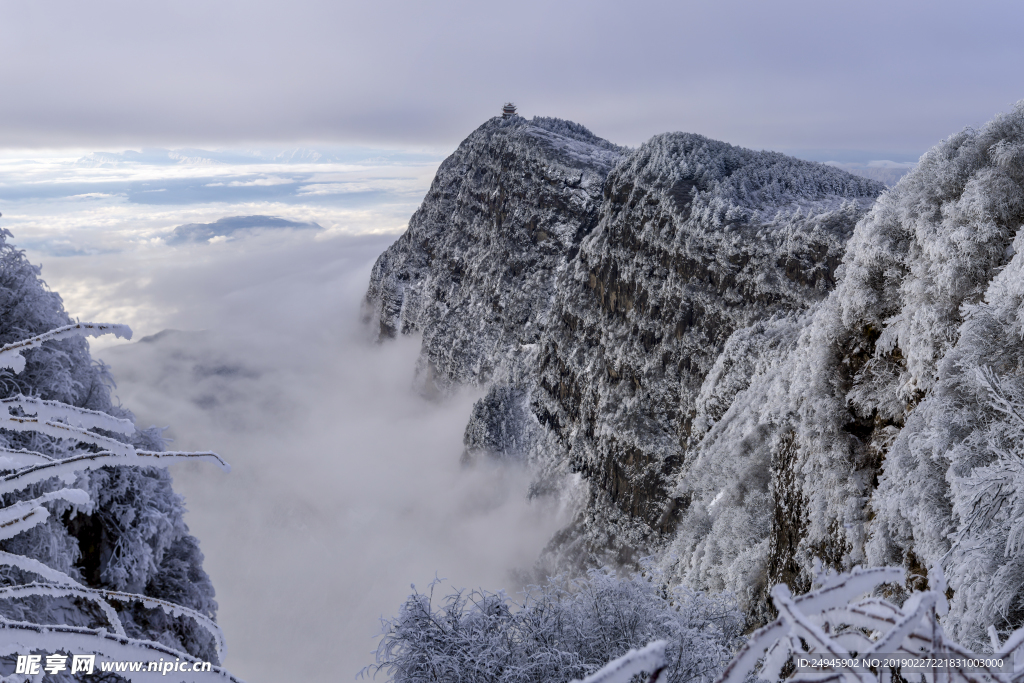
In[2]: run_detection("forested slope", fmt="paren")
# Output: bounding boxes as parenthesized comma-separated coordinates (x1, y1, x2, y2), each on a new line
(662, 104, 1024, 640)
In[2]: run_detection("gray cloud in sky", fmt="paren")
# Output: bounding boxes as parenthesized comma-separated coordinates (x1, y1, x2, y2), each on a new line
(2, 0, 1023, 156)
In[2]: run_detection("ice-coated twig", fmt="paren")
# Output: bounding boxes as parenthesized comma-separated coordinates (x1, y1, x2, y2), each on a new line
(997, 626, 1024, 660)
(0, 583, 126, 636)
(0, 549, 82, 586)
(0, 581, 226, 657)
(0, 414, 135, 455)
(0, 489, 90, 541)
(865, 592, 936, 655)
(97, 587, 226, 658)
(2, 394, 135, 435)
(773, 585, 874, 683)
(571, 640, 668, 683)
(0, 618, 242, 683)
(0, 322, 131, 374)
(759, 638, 794, 682)
(792, 567, 905, 615)
(716, 618, 788, 683)
(0, 447, 55, 470)
(714, 564, 1024, 683)
(0, 450, 229, 496)
(136, 451, 231, 473)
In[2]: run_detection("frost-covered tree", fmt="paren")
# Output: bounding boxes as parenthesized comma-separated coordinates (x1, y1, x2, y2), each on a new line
(719, 564, 1024, 683)
(651, 102, 1024, 634)
(900, 246, 1024, 650)
(364, 566, 744, 683)
(0, 228, 237, 679)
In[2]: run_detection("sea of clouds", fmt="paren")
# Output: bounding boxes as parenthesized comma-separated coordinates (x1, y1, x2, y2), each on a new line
(0, 148, 569, 681)
(0, 143, 914, 681)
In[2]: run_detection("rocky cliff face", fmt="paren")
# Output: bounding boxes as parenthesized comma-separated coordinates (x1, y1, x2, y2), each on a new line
(368, 105, 1024, 640)
(363, 115, 623, 394)
(656, 106, 1024, 640)
(364, 115, 883, 585)
(525, 135, 881, 568)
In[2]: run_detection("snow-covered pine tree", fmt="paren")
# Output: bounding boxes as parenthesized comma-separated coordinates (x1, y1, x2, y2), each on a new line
(0, 228, 237, 680)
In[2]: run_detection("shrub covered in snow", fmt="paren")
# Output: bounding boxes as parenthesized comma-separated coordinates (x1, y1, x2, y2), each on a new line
(364, 566, 744, 683)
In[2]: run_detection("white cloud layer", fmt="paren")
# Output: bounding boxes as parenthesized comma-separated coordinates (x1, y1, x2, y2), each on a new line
(0, 147, 442, 259)
(93, 238, 566, 681)
(0, 150, 569, 681)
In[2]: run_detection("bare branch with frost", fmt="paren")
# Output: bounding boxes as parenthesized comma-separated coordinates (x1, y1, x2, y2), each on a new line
(0, 322, 131, 374)
(1, 394, 135, 435)
(0, 450, 229, 496)
(0, 619, 242, 683)
(0, 323, 238, 680)
(715, 564, 1024, 683)
(571, 640, 668, 683)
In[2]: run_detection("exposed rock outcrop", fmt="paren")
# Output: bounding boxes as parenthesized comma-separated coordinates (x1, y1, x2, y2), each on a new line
(367, 104, 1024, 642)
(364, 115, 883, 587)
(363, 115, 623, 394)
(525, 134, 881, 569)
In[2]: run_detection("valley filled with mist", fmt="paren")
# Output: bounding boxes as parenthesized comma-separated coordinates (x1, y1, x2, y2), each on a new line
(3, 102, 1024, 682)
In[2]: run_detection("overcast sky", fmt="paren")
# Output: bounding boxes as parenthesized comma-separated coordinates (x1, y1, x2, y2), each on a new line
(3, 0, 1023, 157)
(3, 3, 1023, 679)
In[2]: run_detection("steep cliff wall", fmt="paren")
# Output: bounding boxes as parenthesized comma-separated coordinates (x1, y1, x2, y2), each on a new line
(522, 134, 882, 567)
(363, 115, 623, 393)
(659, 105, 1024, 636)
(367, 105, 1024, 641)
(365, 119, 884, 570)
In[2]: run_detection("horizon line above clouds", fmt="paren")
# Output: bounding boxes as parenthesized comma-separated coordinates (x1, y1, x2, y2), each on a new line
(0, 134, 919, 276)
(0, 144, 444, 267)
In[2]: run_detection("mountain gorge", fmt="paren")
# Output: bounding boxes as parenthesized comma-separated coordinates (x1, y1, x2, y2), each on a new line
(363, 105, 1024, 642)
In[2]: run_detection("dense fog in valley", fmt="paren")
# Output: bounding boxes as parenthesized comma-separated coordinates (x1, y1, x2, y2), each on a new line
(96, 234, 566, 681)
(0, 153, 565, 681)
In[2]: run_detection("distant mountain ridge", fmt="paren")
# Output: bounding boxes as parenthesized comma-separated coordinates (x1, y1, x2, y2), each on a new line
(364, 105, 1024, 641)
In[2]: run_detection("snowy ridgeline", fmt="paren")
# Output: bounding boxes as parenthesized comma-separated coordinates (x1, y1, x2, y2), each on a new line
(0, 230, 239, 680)
(364, 103, 1024, 648)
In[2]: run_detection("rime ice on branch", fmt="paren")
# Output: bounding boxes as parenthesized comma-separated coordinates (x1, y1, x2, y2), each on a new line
(0, 323, 241, 682)
(716, 564, 1024, 683)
